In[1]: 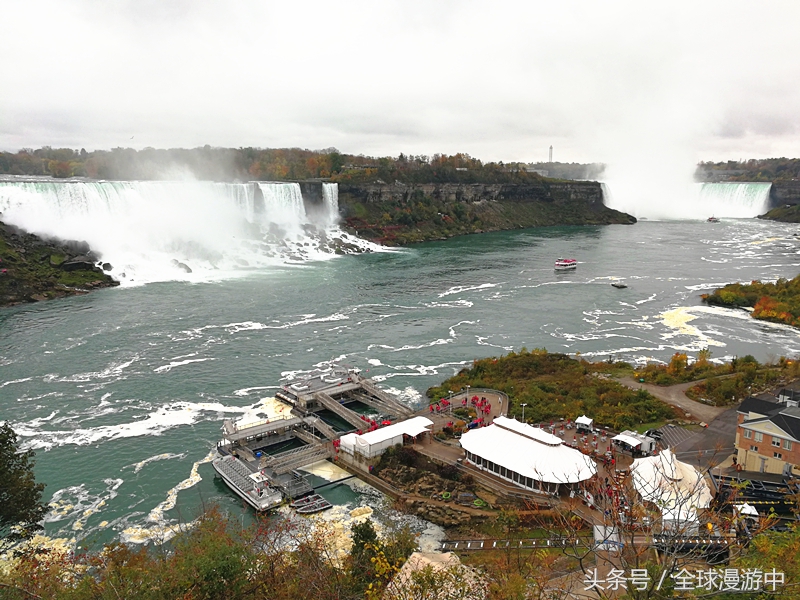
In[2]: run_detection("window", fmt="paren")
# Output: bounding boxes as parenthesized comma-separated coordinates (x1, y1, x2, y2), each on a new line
(773, 437, 782, 447)
(785, 439, 793, 450)
(750, 445, 758, 451)
(744, 429, 752, 439)
(755, 432, 763, 442)
(774, 452, 783, 459)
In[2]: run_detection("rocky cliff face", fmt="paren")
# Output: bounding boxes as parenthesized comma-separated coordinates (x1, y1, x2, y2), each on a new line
(0, 221, 118, 307)
(337, 181, 634, 244)
(770, 180, 800, 207)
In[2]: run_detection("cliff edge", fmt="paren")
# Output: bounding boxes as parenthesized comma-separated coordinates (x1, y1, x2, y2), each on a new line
(0, 221, 118, 307)
(337, 181, 635, 244)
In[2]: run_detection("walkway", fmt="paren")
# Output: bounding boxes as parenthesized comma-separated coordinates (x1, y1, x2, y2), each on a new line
(615, 376, 726, 423)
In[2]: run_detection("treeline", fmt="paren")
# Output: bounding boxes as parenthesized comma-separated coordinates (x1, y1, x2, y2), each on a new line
(697, 158, 800, 182)
(0, 146, 600, 184)
(426, 349, 676, 431)
(637, 350, 799, 406)
(703, 274, 800, 328)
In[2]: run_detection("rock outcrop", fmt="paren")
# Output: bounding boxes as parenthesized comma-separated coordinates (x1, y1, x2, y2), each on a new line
(0, 221, 118, 307)
(337, 181, 635, 245)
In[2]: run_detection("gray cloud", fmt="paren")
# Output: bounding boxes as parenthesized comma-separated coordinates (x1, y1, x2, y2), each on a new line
(2, 0, 800, 167)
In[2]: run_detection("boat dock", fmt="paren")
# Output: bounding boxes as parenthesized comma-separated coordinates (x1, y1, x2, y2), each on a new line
(213, 367, 414, 511)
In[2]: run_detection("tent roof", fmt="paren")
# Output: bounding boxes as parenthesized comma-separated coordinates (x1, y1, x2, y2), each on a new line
(460, 416, 596, 484)
(612, 432, 643, 447)
(576, 415, 593, 426)
(357, 416, 433, 445)
(630, 449, 713, 516)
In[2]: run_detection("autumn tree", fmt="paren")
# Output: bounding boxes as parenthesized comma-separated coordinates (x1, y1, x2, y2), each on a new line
(0, 422, 47, 551)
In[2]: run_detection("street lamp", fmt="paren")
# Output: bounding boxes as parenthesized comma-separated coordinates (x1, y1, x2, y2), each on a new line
(520, 403, 527, 422)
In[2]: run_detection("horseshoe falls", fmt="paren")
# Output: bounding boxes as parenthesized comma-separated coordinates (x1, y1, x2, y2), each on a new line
(0, 180, 374, 285)
(603, 181, 772, 220)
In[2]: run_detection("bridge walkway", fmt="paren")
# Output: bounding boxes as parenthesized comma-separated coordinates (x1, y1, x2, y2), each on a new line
(314, 391, 365, 429)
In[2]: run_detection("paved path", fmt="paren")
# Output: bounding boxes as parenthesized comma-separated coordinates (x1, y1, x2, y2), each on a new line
(615, 376, 726, 423)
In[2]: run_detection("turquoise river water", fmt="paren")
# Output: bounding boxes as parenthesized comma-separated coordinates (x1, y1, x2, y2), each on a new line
(2, 218, 800, 550)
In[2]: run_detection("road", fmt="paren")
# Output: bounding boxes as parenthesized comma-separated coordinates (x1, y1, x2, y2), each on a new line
(616, 376, 726, 423)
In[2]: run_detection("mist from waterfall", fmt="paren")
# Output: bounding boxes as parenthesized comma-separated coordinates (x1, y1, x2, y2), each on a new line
(0, 179, 376, 286)
(602, 177, 772, 220)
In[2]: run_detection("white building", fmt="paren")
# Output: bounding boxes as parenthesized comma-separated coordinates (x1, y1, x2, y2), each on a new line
(338, 416, 433, 459)
(459, 416, 597, 495)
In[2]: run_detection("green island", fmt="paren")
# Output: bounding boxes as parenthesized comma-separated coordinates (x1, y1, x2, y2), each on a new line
(702, 274, 800, 329)
(426, 349, 676, 430)
(759, 203, 800, 223)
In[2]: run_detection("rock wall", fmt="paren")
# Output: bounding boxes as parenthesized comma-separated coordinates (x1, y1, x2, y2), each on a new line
(339, 181, 606, 205)
(770, 180, 800, 207)
(337, 181, 634, 245)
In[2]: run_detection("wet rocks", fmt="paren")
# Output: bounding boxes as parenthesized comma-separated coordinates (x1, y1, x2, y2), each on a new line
(0, 220, 118, 307)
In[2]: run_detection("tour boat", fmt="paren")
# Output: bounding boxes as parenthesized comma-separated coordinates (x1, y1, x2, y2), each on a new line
(707, 216, 720, 223)
(554, 258, 577, 271)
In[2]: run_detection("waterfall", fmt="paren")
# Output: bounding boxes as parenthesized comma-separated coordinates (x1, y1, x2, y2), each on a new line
(694, 183, 772, 218)
(601, 181, 772, 220)
(0, 179, 374, 286)
(322, 183, 340, 226)
(256, 182, 307, 232)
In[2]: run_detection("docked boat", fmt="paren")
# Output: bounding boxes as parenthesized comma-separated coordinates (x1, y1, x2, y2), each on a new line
(554, 258, 577, 271)
(611, 282, 627, 289)
(707, 216, 720, 223)
(211, 455, 284, 511)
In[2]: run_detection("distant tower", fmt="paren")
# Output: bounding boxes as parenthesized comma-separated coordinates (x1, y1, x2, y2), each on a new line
(549, 145, 553, 163)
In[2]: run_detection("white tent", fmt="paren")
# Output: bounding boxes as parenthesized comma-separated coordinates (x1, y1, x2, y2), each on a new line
(338, 416, 433, 459)
(576, 415, 594, 430)
(630, 449, 713, 524)
(612, 432, 643, 448)
(460, 416, 596, 485)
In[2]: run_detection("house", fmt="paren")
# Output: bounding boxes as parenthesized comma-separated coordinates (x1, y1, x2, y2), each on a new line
(735, 395, 800, 476)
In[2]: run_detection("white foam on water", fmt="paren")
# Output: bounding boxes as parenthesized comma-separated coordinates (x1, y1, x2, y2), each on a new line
(153, 357, 215, 373)
(232, 386, 277, 396)
(0, 376, 33, 388)
(45, 479, 124, 533)
(381, 385, 424, 408)
(438, 283, 499, 298)
(16, 400, 242, 450)
(448, 320, 477, 337)
(120, 448, 218, 545)
(423, 300, 474, 308)
(129, 452, 187, 474)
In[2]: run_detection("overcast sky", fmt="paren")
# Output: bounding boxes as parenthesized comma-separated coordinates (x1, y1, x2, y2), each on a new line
(2, 0, 800, 167)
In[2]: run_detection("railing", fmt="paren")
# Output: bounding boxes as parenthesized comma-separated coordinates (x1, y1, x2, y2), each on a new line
(303, 416, 339, 440)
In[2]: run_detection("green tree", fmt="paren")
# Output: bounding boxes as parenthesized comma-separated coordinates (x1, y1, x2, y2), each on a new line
(0, 422, 46, 551)
(0, 422, 47, 550)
